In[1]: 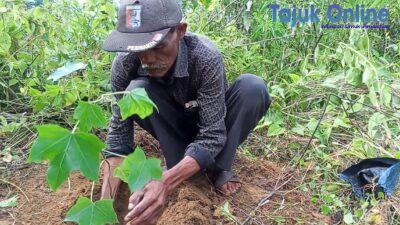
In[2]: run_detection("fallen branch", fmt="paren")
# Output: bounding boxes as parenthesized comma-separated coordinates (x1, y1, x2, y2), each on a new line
(0, 178, 30, 202)
(240, 172, 294, 225)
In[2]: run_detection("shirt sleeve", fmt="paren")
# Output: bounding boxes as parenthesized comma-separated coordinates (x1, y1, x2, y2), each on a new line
(184, 55, 227, 171)
(104, 53, 135, 158)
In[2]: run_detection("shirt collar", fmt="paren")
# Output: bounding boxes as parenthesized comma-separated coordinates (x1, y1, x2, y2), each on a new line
(171, 40, 189, 78)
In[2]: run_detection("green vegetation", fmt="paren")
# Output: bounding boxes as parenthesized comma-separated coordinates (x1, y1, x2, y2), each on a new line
(1, 0, 399, 224)
(65, 196, 119, 225)
(114, 147, 163, 192)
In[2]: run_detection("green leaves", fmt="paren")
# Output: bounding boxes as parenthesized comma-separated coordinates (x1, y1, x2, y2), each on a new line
(0, 32, 11, 55)
(346, 68, 362, 87)
(65, 197, 118, 225)
(291, 123, 305, 136)
(367, 112, 386, 139)
(74, 102, 108, 132)
(27, 88, 157, 193)
(118, 88, 157, 120)
(28, 125, 105, 191)
(199, 0, 212, 8)
(0, 196, 18, 208)
(114, 147, 163, 192)
(267, 123, 286, 137)
(343, 212, 355, 224)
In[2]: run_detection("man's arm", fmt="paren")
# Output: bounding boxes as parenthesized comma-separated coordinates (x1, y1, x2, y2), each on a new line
(104, 53, 137, 158)
(101, 53, 138, 199)
(162, 156, 200, 194)
(184, 54, 227, 171)
(100, 156, 124, 199)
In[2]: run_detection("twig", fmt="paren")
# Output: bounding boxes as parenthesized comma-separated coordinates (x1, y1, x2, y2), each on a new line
(240, 173, 293, 225)
(71, 121, 80, 133)
(8, 212, 16, 225)
(294, 94, 330, 167)
(200, 0, 241, 31)
(90, 181, 95, 201)
(91, 160, 107, 201)
(68, 178, 71, 191)
(232, 34, 296, 47)
(90, 91, 130, 104)
(0, 178, 30, 202)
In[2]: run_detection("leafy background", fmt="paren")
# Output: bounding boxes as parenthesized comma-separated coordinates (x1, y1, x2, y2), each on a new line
(0, 0, 399, 224)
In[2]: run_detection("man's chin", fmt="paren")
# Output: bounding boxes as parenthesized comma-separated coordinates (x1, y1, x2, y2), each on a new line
(147, 70, 167, 78)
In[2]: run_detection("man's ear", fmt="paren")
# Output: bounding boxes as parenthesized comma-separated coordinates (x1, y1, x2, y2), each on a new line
(177, 22, 187, 40)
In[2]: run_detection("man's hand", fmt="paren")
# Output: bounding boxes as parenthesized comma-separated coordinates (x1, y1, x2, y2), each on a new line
(100, 156, 124, 199)
(125, 156, 201, 225)
(124, 180, 168, 225)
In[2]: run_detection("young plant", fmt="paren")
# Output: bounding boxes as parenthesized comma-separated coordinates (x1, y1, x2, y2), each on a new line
(28, 87, 162, 225)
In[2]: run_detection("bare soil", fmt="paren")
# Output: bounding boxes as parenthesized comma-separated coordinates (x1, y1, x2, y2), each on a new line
(0, 130, 330, 225)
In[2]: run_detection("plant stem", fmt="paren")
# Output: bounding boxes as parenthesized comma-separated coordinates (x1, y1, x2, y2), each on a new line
(72, 121, 80, 133)
(90, 181, 95, 201)
(103, 150, 127, 158)
(90, 91, 130, 104)
(67, 178, 71, 191)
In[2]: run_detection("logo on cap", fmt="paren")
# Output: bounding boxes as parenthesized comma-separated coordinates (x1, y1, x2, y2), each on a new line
(152, 33, 163, 42)
(126, 33, 164, 51)
(126, 4, 141, 29)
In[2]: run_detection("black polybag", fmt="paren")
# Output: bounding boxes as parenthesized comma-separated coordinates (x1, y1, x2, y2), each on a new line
(340, 158, 400, 198)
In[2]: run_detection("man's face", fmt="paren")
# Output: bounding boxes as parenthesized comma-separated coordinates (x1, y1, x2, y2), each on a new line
(137, 23, 187, 78)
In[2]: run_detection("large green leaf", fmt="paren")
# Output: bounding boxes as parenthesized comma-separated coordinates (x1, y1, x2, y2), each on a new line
(114, 147, 162, 192)
(117, 88, 157, 120)
(47, 62, 87, 82)
(74, 102, 108, 132)
(65, 196, 118, 225)
(28, 125, 105, 191)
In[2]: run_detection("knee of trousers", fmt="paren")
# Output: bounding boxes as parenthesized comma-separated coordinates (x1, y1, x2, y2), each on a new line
(236, 74, 272, 109)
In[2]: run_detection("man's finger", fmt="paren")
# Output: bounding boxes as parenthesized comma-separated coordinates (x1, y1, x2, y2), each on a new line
(125, 193, 157, 221)
(126, 201, 163, 225)
(128, 190, 145, 210)
(149, 207, 164, 224)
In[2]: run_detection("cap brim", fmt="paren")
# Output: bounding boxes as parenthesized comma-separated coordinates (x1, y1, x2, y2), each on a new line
(103, 27, 171, 52)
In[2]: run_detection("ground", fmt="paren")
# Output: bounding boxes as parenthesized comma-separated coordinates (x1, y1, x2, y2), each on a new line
(0, 128, 331, 225)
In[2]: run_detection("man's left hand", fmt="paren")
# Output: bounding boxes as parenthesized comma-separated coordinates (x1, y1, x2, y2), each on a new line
(124, 180, 168, 225)
(124, 156, 201, 224)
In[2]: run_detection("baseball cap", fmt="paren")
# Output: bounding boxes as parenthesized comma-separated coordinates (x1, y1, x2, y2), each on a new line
(103, 0, 183, 52)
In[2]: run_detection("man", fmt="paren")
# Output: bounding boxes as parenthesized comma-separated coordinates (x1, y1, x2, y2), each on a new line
(101, 0, 272, 224)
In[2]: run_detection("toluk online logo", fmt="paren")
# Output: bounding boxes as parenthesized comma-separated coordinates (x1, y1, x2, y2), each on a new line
(271, 4, 390, 27)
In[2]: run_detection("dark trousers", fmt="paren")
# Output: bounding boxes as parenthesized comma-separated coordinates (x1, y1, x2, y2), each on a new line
(126, 74, 272, 172)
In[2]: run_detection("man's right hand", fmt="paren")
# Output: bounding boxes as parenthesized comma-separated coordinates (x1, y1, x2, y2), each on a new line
(101, 156, 124, 199)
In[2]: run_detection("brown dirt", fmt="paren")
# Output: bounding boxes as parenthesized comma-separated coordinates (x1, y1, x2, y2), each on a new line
(0, 130, 330, 225)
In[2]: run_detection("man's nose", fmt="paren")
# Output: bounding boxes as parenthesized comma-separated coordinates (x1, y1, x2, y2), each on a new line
(137, 50, 157, 64)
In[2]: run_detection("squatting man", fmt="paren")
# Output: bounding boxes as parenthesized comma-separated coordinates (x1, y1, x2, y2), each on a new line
(101, 0, 272, 224)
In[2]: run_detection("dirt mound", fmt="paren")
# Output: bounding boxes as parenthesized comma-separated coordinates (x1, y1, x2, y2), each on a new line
(0, 130, 330, 224)
(0, 158, 328, 225)
(0, 165, 95, 225)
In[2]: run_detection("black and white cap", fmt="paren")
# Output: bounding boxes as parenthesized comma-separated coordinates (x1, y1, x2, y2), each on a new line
(103, 0, 183, 52)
